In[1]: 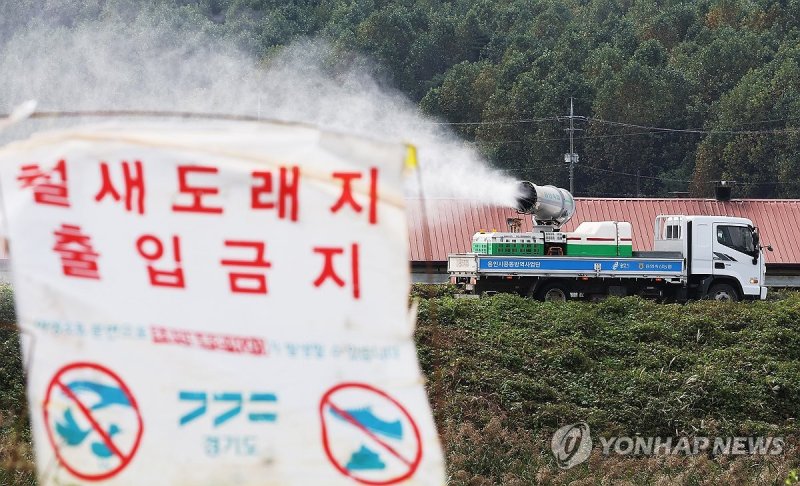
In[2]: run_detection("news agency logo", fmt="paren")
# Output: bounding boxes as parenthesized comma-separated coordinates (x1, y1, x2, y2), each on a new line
(550, 420, 785, 469)
(550, 422, 592, 469)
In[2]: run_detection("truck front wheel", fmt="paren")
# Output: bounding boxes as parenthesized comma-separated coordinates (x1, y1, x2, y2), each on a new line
(536, 282, 571, 302)
(706, 283, 739, 302)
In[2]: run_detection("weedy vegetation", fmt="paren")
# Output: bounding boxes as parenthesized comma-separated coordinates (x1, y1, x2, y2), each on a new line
(0, 284, 35, 486)
(415, 285, 800, 485)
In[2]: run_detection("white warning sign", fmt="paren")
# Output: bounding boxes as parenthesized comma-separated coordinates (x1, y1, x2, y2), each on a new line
(0, 121, 446, 485)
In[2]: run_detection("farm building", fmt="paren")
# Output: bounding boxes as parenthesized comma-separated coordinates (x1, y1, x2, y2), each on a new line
(408, 198, 800, 287)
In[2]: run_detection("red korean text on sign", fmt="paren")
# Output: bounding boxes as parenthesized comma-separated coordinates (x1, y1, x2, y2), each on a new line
(220, 241, 272, 294)
(251, 166, 300, 221)
(53, 224, 100, 279)
(136, 235, 185, 288)
(95, 161, 146, 214)
(17, 159, 70, 207)
(172, 166, 223, 214)
(312, 244, 360, 299)
(330, 168, 379, 224)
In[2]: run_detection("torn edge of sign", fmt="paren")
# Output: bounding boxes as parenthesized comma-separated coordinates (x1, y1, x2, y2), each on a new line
(0, 100, 37, 133)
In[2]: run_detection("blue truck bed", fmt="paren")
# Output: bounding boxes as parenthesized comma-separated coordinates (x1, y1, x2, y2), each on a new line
(459, 254, 685, 278)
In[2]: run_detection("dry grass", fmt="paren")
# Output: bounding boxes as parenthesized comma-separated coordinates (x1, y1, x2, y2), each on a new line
(415, 289, 800, 485)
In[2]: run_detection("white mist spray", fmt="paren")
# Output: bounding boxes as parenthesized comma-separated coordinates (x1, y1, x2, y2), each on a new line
(0, 2, 521, 206)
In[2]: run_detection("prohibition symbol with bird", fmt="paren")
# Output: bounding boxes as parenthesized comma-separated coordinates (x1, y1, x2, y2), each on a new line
(43, 362, 144, 481)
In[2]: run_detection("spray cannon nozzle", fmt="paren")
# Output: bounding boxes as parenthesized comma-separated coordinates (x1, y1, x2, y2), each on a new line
(514, 181, 538, 214)
(512, 180, 576, 226)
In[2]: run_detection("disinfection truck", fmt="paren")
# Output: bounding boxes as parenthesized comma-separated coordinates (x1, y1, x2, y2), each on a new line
(448, 181, 770, 301)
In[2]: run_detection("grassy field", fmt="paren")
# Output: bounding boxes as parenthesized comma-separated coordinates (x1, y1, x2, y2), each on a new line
(0, 285, 35, 486)
(414, 286, 800, 485)
(2, 284, 800, 484)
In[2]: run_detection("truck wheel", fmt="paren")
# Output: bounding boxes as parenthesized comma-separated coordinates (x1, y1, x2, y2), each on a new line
(706, 283, 739, 302)
(536, 282, 570, 302)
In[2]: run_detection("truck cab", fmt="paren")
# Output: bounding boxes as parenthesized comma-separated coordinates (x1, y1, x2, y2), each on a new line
(655, 215, 767, 300)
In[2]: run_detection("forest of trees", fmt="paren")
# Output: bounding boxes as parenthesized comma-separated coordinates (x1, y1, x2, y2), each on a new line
(10, 0, 800, 198)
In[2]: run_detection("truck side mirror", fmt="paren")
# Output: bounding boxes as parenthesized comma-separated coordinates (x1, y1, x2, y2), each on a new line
(767, 245, 773, 252)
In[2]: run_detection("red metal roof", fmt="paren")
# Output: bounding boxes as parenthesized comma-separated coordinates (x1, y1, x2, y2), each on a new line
(407, 198, 800, 264)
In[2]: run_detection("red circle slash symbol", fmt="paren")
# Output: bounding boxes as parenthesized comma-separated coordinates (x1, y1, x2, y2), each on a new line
(43, 362, 144, 481)
(320, 383, 423, 485)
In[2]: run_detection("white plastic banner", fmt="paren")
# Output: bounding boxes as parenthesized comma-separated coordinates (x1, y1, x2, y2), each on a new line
(0, 121, 445, 485)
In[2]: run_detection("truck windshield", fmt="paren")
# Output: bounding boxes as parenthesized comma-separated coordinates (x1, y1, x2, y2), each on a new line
(716, 225, 755, 254)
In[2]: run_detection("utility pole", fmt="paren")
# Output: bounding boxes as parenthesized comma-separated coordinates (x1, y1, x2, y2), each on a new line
(636, 169, 641, 197)
(564, 98, 580, 194)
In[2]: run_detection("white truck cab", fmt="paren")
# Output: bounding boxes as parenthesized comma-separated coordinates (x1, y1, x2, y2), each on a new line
(655, 215, 767, 300)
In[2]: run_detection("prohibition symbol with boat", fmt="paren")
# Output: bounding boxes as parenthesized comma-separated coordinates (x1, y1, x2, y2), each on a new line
(320, 383, 423, 485)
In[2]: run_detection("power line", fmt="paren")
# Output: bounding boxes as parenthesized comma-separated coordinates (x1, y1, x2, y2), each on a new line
(585, 116, 800, 135)
(475, 129, 698, 145)
(731, 180, 800, 186)
(498, 165, 800, 187)
(475, 135, 568, 144)
(496, 164, 568, 172)
(498, 163, 687, 182)
(474, 129, 702, 145)
(437, 115, 800, 138)
(723, 116, 800, 127)
(578, 165, 693, 183)
(576, 130, 698, 140)
(437, 115, 800, 133)
(526, 96, 800, 129)
(429, 116, 560, 126)
(470, 119, 800, 148)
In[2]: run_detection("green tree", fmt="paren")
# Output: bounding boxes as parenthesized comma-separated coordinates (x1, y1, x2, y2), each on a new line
(692, 42, 800, 197)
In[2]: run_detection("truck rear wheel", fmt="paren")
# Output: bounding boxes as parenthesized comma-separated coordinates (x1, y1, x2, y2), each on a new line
(536, 282, 570, 302)
(706, 283, 739, 302)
